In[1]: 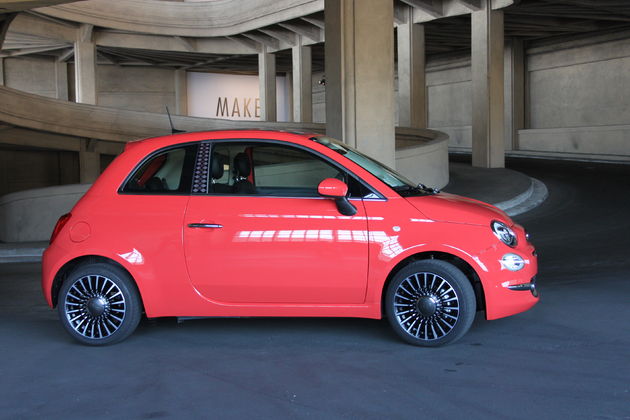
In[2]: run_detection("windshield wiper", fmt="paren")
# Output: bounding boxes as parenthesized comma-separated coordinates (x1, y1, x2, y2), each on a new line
(416, 183, 440, 194)
(393, 184, 439, 196)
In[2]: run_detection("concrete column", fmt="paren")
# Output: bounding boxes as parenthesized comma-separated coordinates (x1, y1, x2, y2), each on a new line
(504, 38, 524, 151)
(292, 40, 312, 122)
(74, 24, 97, 105)
(174, 69, 188, 115)
(397, 11, 426, 128)
(258, 47, 277, 122)
(471, 0, 505, 168)
(55, 61, 69, 101)
(0, 58, 4, 86)
(285, 71, 293, 122)
(325, 0, 396, 167)
(79, 139, 100, 183)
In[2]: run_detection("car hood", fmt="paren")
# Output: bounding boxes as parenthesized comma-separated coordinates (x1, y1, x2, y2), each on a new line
(405, 192, 512, 226)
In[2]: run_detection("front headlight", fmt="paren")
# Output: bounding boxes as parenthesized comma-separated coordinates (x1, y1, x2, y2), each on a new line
(491, 220, 517, 247)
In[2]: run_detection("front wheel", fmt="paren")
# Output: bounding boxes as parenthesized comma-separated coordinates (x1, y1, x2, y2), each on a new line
(385, 260, 476, 347)
(57, 262, 142, 345)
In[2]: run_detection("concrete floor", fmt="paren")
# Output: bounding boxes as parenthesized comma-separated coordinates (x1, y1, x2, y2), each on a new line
(1, 158, 629, 419)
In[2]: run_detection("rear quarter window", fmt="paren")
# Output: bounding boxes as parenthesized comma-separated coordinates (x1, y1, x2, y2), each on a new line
(121, 144, 197, 194)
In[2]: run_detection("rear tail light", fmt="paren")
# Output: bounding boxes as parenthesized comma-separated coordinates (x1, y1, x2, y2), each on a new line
(50, 213, 72, 245)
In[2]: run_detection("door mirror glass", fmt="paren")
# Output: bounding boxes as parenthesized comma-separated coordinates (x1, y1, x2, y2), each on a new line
(318, 178, 348, 198)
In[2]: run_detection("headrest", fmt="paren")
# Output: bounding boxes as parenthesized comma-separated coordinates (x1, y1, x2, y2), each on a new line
(211, 155, 224, 179)
(234, 153, 251, 177)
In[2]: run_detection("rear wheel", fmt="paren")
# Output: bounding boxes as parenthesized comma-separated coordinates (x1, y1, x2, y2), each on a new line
(385, 260, 476, 347)
(58, 262, 141, 345)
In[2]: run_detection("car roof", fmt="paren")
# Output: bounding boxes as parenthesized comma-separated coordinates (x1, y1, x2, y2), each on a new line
(125, 129, 323, 152)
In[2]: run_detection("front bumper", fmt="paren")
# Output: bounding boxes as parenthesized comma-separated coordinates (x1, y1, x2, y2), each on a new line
(477, 243, 540, 320)
(507, 276, 538, 297)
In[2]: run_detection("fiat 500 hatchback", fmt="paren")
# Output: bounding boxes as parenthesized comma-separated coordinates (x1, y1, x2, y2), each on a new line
(42, 130, 539, 346)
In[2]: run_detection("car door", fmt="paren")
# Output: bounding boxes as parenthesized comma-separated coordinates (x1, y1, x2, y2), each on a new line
(183, 140, 369, 304)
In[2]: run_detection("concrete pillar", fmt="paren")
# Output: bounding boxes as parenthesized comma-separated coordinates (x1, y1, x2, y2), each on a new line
(74, 24, 97, 105)
(471, 0, 505, 168)
(55, 61, 69, 101)
(174, 69, 188, 115)
(0, 58, 4, 86)
(325, 0, 396, 167)
(285, 71, 293, 122)
(258, 47, 277, 122)
(79, 139, 100, 183)
(397, 10, 426, 128)
(504, 38, 524, 151)
(292, 40, 312, 122)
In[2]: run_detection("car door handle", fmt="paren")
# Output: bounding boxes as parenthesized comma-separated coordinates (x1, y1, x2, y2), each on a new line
(187, 223, 223, 229)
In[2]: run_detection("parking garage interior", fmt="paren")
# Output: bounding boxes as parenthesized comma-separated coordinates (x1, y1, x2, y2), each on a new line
(1, 0, 629, 418)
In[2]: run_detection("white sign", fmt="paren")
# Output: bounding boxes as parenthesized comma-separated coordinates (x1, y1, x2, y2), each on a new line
(187, 72, 289, 121)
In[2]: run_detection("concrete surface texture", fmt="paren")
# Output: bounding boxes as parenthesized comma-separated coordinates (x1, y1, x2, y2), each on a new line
(0, 157, 628, 419)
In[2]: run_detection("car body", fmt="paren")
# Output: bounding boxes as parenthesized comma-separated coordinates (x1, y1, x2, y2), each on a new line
(42, 130, 539, 346)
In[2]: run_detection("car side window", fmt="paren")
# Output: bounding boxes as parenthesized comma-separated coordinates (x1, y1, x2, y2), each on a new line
(122, 144, 197, 194)
(209, 142, 346, 197)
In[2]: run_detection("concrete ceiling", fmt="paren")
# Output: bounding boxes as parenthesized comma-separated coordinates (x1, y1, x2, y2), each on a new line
(2, 0, 630, 73)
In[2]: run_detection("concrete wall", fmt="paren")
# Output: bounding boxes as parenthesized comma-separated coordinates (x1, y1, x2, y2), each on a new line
(3, 56, 58, 98)
(2, 57, 178, 113)
(423, 31, 630, 161)
(96, 65, 177, 113)
(519, 31, 630, 161)
(0, 147, 79, 197)
(425, 57, 472, 151)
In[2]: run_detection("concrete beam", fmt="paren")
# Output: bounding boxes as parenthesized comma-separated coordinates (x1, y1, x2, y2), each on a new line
(277, 21, 322, 43)
(258, 47, 276, 121)
(325, 0, 396, 167)
(400, 0, 443, 18)
(397, 9, 426, 128)
(471, 0, 505, 168)
(242, 31, 279, 50)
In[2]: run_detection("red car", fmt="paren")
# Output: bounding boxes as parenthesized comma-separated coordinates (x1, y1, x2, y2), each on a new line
(42, 130, 539, 346)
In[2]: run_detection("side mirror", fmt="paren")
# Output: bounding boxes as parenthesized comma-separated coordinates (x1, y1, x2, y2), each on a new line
(317, 178, 357, 216)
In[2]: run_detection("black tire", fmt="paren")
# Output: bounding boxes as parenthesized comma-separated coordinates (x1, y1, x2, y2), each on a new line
(57, 262, 142, 345)
(385, 260, 476, 347)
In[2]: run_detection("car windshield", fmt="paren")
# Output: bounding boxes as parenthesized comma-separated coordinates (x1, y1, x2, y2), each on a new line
(312, 135, 434, 196)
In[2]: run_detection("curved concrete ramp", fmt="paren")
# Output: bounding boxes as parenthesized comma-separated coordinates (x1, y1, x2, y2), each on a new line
(0, 85, 324, 142)
(37, 0, 324, 37)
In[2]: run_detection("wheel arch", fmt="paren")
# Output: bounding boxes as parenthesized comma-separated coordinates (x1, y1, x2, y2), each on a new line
(50, 255, 144, 311)
(380, 251, 486, 317)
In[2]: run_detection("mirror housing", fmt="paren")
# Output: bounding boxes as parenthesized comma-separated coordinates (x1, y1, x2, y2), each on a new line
(318, 178, 348, 198)
(318, 178, 357, 216)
